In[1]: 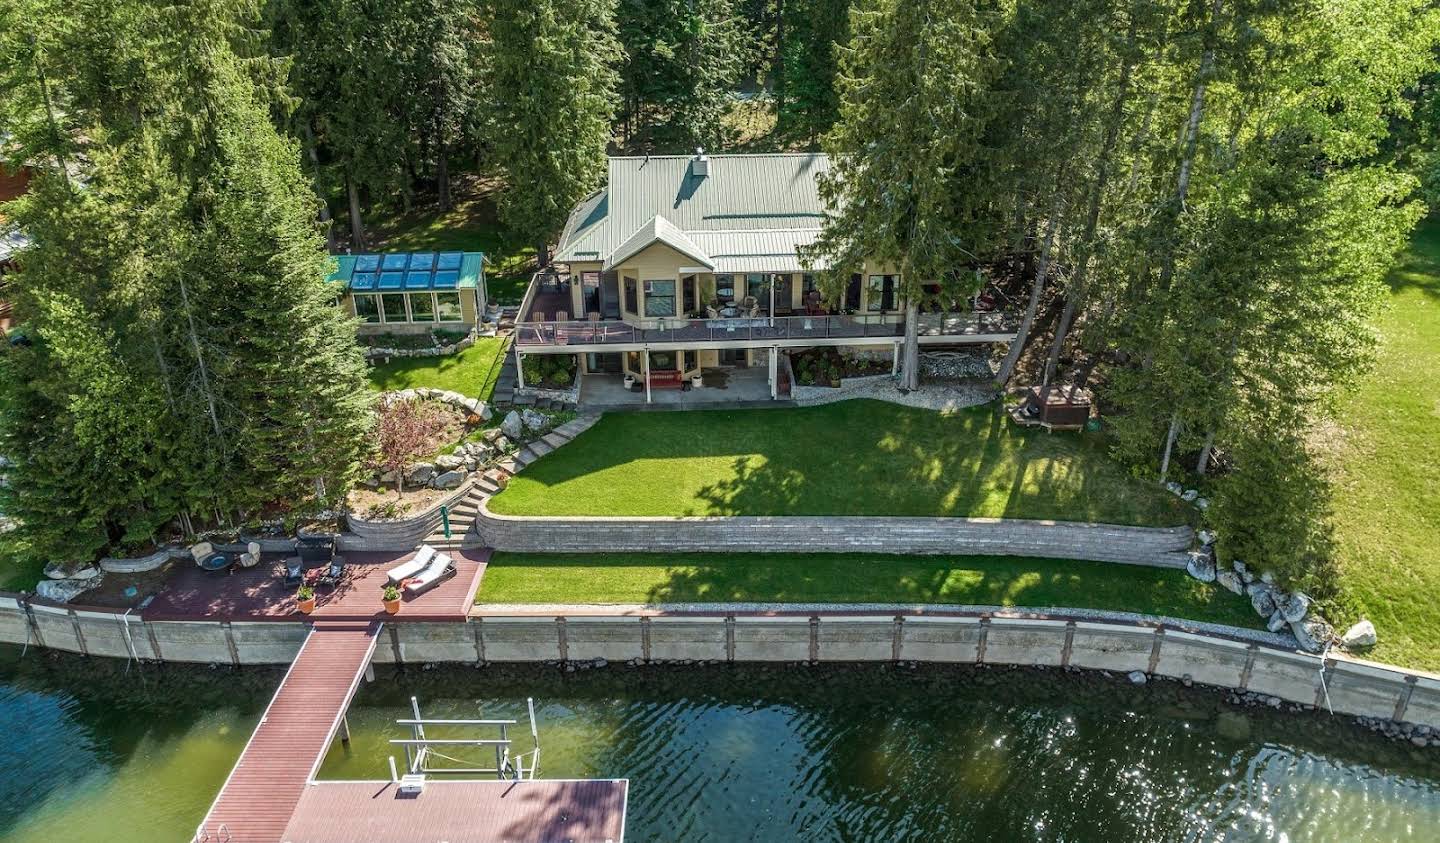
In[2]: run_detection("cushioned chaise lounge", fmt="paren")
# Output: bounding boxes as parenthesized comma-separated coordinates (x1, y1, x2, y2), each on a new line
(403, 551, 456, 596)
(386, 545, 436, 586)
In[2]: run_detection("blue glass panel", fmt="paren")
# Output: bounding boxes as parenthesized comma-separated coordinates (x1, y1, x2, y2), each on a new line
(382, 253, 409, 270)
(436, 251, 463, 270)
(408, 252, 436, 271)
(355, 254, 381, 272)
(405, 271, 432, 290)
(378, 271, 405, 290)
(350, 272, 377, 291)
(432, 270, 459, 289)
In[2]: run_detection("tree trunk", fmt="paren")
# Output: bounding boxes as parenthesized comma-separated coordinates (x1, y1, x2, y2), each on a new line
(28, 37, 72, 191)
(1159, 413, 1181, 480)
(774, 0, 786, 117)
(177, 273, 223, 441)
(535, 239, 550, 269)
(346, 174, 365, 251)
(900, 299, 920, 391)
(1196, 430, 1215, 475)
(302, 123, 336, 253)
(996, 206, 1062, 387)
(437, 145, 452, 211)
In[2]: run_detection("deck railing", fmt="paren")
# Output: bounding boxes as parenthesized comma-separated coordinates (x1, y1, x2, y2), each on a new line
(513, 311, 1017, 348)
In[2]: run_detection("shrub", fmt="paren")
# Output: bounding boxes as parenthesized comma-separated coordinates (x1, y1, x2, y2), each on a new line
(551, 369, 572, 387)
(521, 357, 543, 383)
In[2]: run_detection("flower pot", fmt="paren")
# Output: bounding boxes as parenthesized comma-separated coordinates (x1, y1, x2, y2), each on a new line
(297, 597, 316, 614)
(384, 597, 401, 615)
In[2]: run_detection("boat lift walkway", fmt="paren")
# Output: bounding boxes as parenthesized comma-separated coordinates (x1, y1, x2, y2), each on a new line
(195, 621, 382, 843)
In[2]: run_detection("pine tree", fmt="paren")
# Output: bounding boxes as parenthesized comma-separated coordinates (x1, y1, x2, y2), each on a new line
(804, 0, 1008, 390)
(487, 0, 621, 258)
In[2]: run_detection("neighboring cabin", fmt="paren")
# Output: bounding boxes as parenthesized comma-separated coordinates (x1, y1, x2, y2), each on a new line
(514, 151, 1016, 403)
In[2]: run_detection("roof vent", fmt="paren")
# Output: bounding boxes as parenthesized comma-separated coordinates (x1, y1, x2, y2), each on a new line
(691, 147, 708, 178)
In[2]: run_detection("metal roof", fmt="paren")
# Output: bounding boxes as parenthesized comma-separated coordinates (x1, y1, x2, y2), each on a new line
(328, 251, 483, 291)
(556, 154, 830, 270)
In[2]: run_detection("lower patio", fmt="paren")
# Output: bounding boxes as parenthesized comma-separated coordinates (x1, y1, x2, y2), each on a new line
(579, 367, 782, 408)
(142, 548, 489, 623)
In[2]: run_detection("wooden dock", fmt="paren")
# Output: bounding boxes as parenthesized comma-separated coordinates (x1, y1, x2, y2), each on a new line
(195, 621, 381, 843)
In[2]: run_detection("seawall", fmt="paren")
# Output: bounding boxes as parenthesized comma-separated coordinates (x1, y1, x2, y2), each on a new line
(2, 595, 1436, 731)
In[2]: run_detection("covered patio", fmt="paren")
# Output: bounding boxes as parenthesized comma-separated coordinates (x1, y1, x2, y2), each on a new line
(579, 367, 781, 409)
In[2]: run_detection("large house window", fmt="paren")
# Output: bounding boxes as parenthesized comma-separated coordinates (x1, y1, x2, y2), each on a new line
(682, 276, 698, 314)
(802, 274, 817, 293)
(381, 293, 408, 322)
(714, 274, 735, 305)
(624, 277, 639, 313)
(867, 275, 897, 312)
(409, 293, 436, 322)
(354, 294, 381, 323)
(644, 280, 676, 317)
(435, 292, 464, 322)
(744, 273, 768, 304)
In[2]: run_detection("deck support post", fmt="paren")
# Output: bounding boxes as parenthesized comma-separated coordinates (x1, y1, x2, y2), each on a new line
(365, 663, 376, 683)
(768, 347, 778, 400)
(339, 714, 351, 745)
(515, 351, 525, 390)
(892, 342, 900, 375)
(642, 350, 651, 403)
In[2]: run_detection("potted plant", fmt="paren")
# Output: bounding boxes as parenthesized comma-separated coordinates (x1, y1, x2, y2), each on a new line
(296, 585, 316, 614)
(382, 584, 402, 615)
(691, 373, 703, 388)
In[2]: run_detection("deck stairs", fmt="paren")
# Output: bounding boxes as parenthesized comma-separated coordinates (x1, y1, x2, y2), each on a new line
(420, 413, 602, 551)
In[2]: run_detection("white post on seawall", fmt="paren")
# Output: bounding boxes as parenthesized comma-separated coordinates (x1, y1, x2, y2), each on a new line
(769, 347, 778, 399)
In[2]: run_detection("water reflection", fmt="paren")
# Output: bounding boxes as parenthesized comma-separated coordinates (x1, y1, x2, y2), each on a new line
(320, 664, 1440, 842)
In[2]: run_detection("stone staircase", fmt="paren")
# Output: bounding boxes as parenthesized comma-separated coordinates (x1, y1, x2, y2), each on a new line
(491, 341, 580, 414)
(420, 412, 602, 550)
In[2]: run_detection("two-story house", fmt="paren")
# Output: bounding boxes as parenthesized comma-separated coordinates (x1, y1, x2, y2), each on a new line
(515, 151, 1016, 404)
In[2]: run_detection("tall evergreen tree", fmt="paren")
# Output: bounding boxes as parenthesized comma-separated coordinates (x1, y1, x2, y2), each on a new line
(804, 0, 1007, 390)
(486, 0, 621, 259)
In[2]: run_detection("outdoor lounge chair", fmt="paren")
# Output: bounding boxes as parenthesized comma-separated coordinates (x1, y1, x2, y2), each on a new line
(190, 541, 233, 573)
(402, 551, 457, 597)
(237, 541, 262, 568)
(386, 545, 437, 586)
(285, 535, 336, 585)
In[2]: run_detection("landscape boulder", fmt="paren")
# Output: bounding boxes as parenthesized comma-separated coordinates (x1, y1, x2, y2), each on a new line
(435, 454, 466, 471)
(462, 398, 491, 421)
(1165, 481, 1183, 495)
(431, 470, 466, 490)
(1198, 530, 1216, 546)
(43, 560, 99, 580)
(1216, 570, 1245, 595)
(1181, 489, 1199, 502)
(1341, 619, 1377, 649)
(1291, 616, 1334, 654)
(1248, 585, 1277, 618)
(406, 462, 436, 484)
(36, 575, 99, 603)
(1275, 591, 1311, 624)
(501, 410, 524, 440)
(1195, 497, 1210, 510)
(521, 409, 549, 432)
(1266, 611, 1289, 633)
(1186, 551, 1216, 583)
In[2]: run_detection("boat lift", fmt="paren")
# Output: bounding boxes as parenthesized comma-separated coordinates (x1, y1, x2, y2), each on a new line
(387, 696, 541, 790)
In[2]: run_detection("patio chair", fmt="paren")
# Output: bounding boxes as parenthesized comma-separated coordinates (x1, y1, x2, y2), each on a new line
(555, 310, 569, 323)
(403, 551, 457, 596)
(237, 541, 262, 569)
(190, 541, 233, 573)
(740, 296, 760, 318)
(386, 545, 436, 586)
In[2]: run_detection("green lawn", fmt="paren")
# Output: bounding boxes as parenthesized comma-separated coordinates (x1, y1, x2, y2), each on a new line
(488, 400, 1192, 526)
(1323, 216, 1440, 671)
(475, 552, 1256, 626)
(366, 336, 509, 401)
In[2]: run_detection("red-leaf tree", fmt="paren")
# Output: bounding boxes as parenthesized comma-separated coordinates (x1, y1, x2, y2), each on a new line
(372, 398, 451, 495)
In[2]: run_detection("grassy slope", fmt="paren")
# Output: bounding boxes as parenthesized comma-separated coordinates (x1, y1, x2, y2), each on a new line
(476, 552, 1256, 626)
(1325, 217, 1440, 671)
(489, 400, 1192, 526)
(366, 336, 509, 401)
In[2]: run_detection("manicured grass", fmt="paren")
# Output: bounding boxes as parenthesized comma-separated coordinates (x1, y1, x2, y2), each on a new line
(1323, 216, 1440, 671)
(475, 552, 1257, 626)
(488, 400, 1193, 526)
(366, 336, 509, 401)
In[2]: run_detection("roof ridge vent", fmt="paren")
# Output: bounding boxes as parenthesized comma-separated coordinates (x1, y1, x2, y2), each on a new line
(691, 147, 708, 178)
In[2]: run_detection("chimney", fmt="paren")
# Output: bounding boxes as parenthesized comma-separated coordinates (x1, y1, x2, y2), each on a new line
(691, 146, 708, 178)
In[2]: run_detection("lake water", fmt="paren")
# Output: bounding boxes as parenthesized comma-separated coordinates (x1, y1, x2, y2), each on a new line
(2, 647, 1437, 841)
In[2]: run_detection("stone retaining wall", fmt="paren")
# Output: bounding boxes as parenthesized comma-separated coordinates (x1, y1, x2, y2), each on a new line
(0, 595, 1435, 729)
(475, 500, 1194, 567)
(344, 479, 476, 551)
